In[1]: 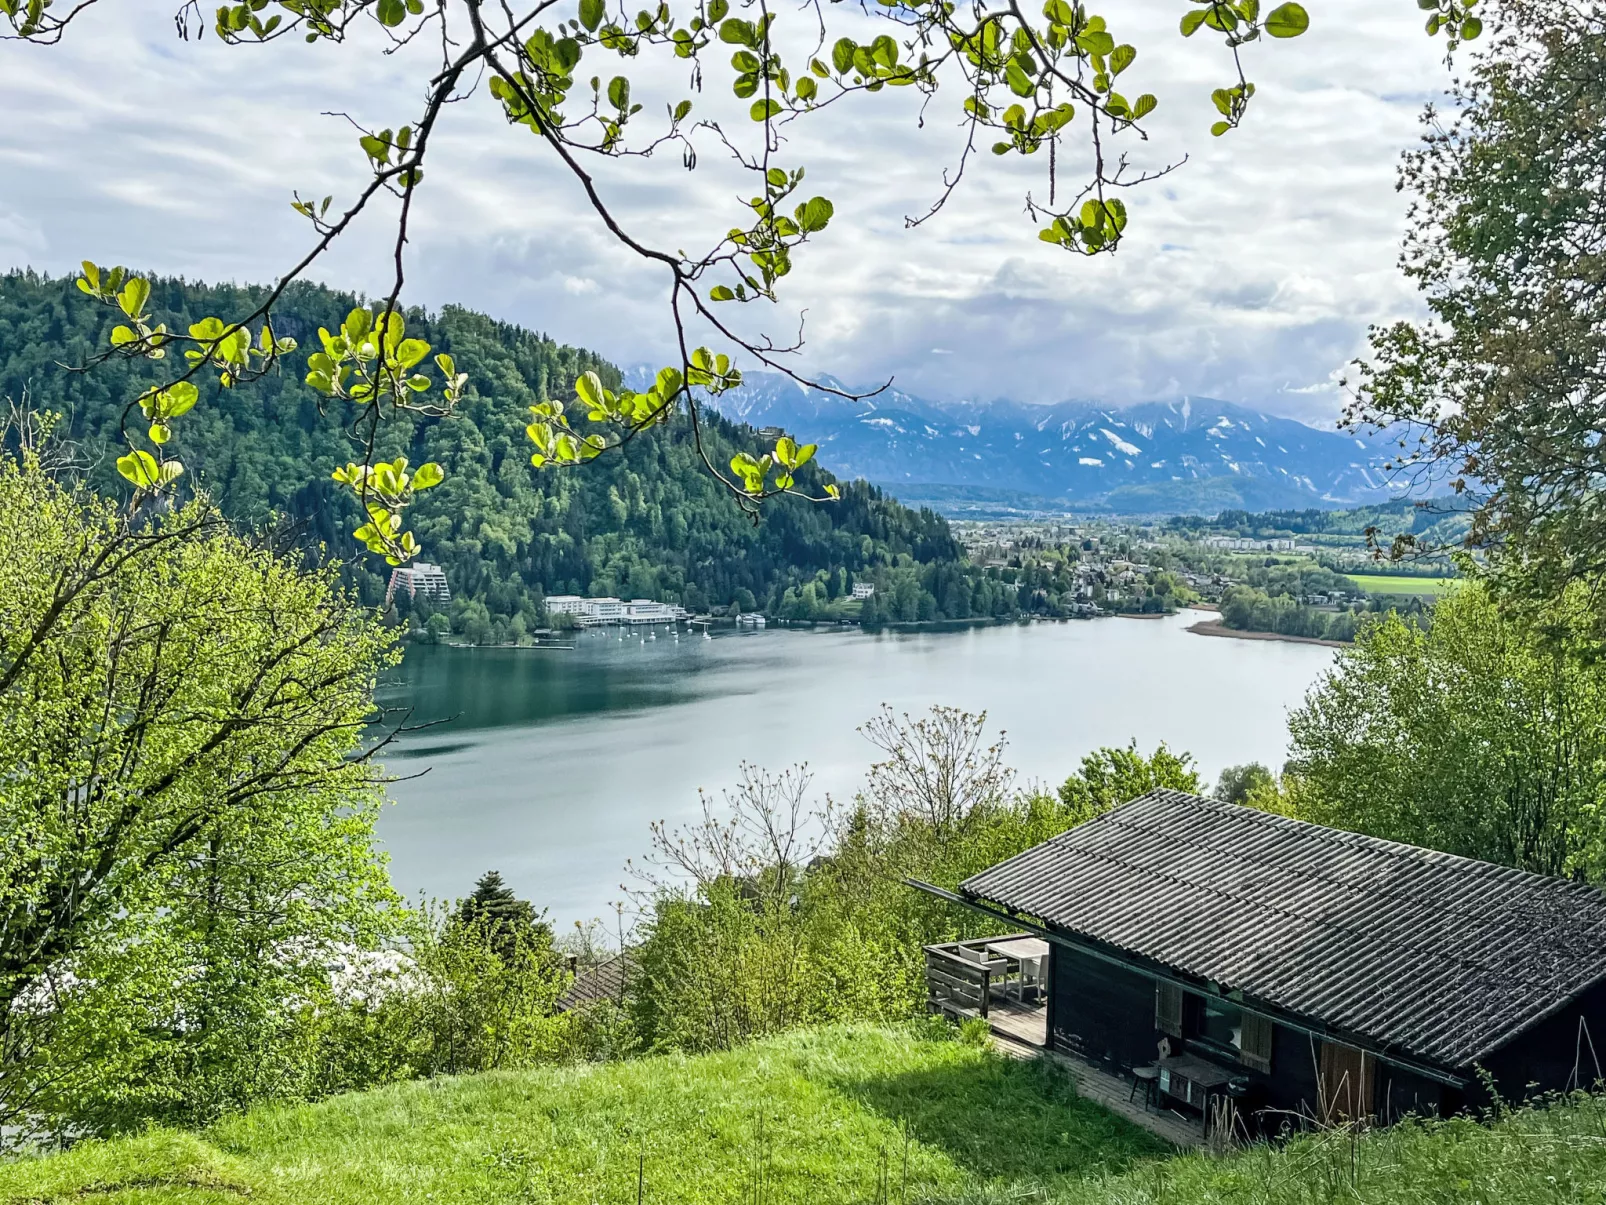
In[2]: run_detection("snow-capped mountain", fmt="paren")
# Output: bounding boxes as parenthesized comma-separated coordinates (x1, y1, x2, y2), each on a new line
(687, 371, 1401, 514)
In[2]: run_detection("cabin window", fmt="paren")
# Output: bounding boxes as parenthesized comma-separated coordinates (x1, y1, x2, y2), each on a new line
(1155, 982, 1183, 1037)
(1198, 996, 1243, 1055)
(1187, 993, 1274, 1073)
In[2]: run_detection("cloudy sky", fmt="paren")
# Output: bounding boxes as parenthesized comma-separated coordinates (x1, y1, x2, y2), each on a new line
(0, 1, 1448, 423)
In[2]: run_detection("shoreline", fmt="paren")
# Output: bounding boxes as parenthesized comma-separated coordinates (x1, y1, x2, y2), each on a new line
(1186, 618, 1350, 649)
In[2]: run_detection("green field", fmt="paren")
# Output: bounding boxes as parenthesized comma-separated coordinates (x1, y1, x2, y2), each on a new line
(5, 1023, 1606, 1204)
(1347, 574, 1460, 596)
(0, 1024, 1161, 1205)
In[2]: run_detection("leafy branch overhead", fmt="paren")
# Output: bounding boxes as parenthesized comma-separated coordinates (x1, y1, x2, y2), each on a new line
(8, 0, 1474, 562)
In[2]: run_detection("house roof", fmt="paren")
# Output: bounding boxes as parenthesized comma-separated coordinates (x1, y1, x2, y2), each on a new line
(555, 951, 635, 1012)
(960, 789, 1606, 1069)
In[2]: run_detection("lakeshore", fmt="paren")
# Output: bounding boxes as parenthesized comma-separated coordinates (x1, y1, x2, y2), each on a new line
(1186, 617, 1351, 649)
(375, 612, 1336, 924)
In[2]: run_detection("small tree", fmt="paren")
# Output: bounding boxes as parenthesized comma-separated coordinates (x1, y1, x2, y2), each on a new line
(1057, 741, 1201, 825)
(456, 871, 553, 964)
(1215, 762, 1277, 806)
(860, 706, 1013, 838)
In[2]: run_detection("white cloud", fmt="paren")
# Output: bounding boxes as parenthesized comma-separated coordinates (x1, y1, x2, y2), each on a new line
(0, 1, 1449, 422)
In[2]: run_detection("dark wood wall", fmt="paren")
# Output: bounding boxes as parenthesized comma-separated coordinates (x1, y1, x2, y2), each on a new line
(1477, 977, 1606, 1105)
(1048, 944, 1159, 1070)
(1044, 932, 1454, 1133)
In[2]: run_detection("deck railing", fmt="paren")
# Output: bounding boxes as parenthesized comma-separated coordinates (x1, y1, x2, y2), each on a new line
(923, 933, 1037, 1020)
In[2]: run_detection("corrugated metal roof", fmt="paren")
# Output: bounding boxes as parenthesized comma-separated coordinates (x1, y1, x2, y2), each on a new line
(556, 951, 634, 1012)
(959, 790, 1606, 1069)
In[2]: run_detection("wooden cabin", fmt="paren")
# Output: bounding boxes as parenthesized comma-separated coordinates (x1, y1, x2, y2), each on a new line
(919, 789, 1606, 1135)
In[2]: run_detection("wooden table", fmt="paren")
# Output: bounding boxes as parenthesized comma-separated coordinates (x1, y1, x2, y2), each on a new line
(985, 937, 1049, 1003)
(1157, 1055, 1236, 1135)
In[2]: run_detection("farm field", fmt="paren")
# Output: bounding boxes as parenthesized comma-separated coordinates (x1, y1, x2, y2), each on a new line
(1346, 574, 1460, 596)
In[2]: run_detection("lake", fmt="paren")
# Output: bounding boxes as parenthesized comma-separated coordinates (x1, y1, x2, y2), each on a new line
(375, 610, 1339, 927)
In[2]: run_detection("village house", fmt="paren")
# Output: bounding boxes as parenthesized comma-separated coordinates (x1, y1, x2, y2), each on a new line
(917, 790, 1606, 1139)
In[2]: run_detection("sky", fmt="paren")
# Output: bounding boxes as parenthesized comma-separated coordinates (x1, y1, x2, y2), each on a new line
(0, 2, 1450, 423)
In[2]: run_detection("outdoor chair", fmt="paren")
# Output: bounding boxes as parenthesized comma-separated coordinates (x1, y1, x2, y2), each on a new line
(1129, 1063, 1160, 1111)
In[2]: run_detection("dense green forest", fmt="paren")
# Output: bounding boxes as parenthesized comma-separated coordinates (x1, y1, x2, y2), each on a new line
(0, 271, 1027, 635)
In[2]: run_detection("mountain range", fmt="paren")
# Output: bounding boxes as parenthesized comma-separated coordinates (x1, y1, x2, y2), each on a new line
(672, 371, 1406, 517)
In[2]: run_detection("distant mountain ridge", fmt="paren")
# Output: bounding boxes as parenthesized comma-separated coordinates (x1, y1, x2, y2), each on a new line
(664, 370, 1404, 515)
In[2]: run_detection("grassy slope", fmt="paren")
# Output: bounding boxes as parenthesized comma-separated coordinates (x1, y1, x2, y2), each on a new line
(0, 1025, 1162, 1204)
(7, 1024, 1606, 1205)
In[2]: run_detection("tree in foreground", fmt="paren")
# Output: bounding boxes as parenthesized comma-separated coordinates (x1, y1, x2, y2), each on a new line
(0, 436, 401, 1136)
(1352, 0, 1606, 633)
(1283, 585, 1606, 880)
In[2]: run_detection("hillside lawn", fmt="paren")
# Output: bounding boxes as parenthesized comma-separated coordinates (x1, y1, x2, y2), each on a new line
(1346, 574, 1459, 596)
(6, 1022, 1606, 1204)
(0, 1024, 1162, 1205)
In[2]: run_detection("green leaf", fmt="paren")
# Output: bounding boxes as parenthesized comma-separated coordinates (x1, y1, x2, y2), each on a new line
(1132, 93, 1157, 119)
(1005, 61, 1035, 98)
(607, 75, 630, 109)
(1460, 15, 1482, 38)
(831, 37, 855, 74)
(1210, 119, 1232, 136)
(750, 98, 782, 122)
(412, 462, 445, 489)
(655, 366, 684, 398)
(1264, 1, 1309, 37)
(116, 449, 161, 489)
(395, 338, 430, 369)
(376, 0, 405, 26)
(579, 0, 604, 30)
(1109, 43, 1135, 75)
(117, 277, 150, 320)
(709, 285, 736, 301)
(575, 370, 605, 409)
(166, 381, 199, 416)
(1179, 8, 1207, 35)
(797, 196, 833, 233)
(673, 98, 693, 120)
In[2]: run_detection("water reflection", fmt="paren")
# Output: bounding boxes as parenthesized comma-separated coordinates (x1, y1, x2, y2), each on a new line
(374, 614, 1336, 926)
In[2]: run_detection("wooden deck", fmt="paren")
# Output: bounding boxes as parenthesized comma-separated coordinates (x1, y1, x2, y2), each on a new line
(983, 1003, 1205, 1149)
(923, 935, 1206, 1149)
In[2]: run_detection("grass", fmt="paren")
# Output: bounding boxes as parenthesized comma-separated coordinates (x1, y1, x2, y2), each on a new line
(0, 1024, 1164, 1204)
(1345, 574, 1459, 596)
(9, 1025, 1606, 1205)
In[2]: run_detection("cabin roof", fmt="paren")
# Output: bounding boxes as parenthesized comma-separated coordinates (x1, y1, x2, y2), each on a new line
(960, 789, 1606, 1069)
(555, 951, 635, 1012)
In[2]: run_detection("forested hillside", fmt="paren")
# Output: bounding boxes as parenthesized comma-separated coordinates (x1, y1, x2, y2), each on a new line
(0, 271, 1011, 632)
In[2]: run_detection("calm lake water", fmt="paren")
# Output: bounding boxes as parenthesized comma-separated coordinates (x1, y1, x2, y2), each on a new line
(375, 611, 1338, 927)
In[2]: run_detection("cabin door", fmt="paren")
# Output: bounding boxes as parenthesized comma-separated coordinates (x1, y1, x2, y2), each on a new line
(1319, 1041, 1375, 1124)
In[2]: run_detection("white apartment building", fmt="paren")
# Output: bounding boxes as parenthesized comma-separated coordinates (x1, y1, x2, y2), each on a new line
(851, 582, 876, 600)
(544, 595, 689, 625)
(386, 562, 452, 607)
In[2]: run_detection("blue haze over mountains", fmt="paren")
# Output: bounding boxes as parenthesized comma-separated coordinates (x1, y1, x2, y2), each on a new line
(689, 371, 1404, 516)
